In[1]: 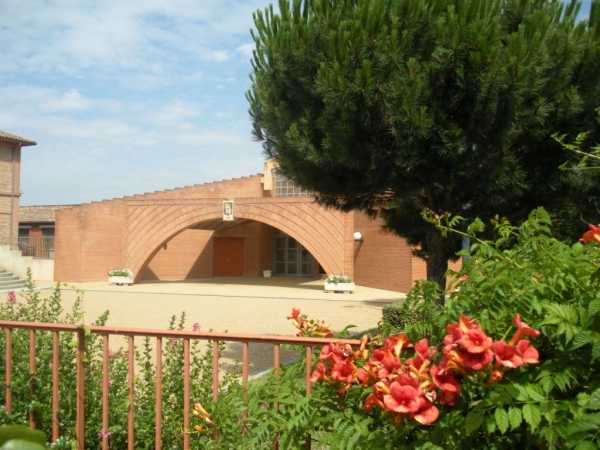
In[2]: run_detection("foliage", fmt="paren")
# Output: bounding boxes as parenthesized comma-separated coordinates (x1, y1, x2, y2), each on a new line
(326, 275, 353, 284)
(381, 281, 446, 342)
(0, 426, 46, 450)
(411, 208, 600, 448)
(106, 269, 132, 277)
(278, 209, 600, 449)
(247, 0, 600, 291)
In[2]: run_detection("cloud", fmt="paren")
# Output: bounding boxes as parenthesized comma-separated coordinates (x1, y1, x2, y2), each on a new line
(237, 43, 255, 58)
(0, 0, 267, 205)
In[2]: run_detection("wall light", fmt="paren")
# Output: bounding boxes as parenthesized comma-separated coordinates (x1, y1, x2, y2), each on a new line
(353, 231, 363, 241)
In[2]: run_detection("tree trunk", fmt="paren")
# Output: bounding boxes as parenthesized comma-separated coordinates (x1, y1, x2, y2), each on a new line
(425, 232, 449, 305)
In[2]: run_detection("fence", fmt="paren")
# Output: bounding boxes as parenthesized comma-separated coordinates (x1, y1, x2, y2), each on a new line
(17, 237, 54, 259)
(0, 319, 361, 449)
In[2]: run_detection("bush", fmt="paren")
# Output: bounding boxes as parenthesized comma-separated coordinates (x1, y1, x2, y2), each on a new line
(381, 280, 445, 342)
(304, 209, 600, 449)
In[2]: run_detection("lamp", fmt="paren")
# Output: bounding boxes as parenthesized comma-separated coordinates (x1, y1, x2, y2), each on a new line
(353, 231, 363, 241)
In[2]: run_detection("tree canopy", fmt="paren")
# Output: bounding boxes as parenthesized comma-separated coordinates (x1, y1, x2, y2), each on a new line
(247, 0, 600, 292)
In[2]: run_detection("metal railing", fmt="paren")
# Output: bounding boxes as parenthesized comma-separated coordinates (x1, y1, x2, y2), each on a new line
(17, 236, 54, 259)
(0, 319, 361, 450)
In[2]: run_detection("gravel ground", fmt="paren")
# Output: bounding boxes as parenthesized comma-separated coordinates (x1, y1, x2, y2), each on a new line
(36, 277, 404, 375)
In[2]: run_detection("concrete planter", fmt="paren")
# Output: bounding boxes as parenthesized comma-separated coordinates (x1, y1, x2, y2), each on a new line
(324, 282, 355, 293)
(263, 270, 272, 278)
(108, 275, 133, 286)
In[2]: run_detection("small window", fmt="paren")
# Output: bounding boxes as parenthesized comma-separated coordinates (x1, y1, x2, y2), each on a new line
(273, 170, 311, 197)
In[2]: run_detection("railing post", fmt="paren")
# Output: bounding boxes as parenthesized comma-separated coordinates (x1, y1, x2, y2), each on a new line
(128, 336, 135, 450)
(101, 334, 110, 450)
(211, 340, 219, 402)
(305, 346, 313, 450)
(183, 338, 190, 450)
(29, 330, 36, 429)
(155, 336, 162, 450)
(51, 331, 60, 442)
(76, 328, 86, 450)
(4, 328, 12, 414)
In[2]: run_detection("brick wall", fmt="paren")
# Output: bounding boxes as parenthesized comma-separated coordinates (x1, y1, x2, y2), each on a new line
(55, 202, 128, 281)
(352, 212, 415, 292)
(139, 229, 213, 281)
(0, 143, 20, 247)
(138, 222, 278, 281)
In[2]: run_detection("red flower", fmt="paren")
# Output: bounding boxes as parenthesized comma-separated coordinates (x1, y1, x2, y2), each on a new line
(458, 348, 494, 371)
(510, 314, 540, 345)
(331, 361, 354, 384)
(459, 328, 493, 354)
(487, 369, 504, 384)
(383, 382, 421, 414)
(412, 398, 440, 425)
(515, 340, 539, 364)
(580, 224, 600, 244)
(384, 334, 412, 357)
(492, 341, 523, 368)
(444, 314, 480, 347)
(430, 366, 460, 394)
(288, 308, 301, 320)
(438, 389, 459, 406)
(311, 362, 328, 382)
(364, 392, 384, 412)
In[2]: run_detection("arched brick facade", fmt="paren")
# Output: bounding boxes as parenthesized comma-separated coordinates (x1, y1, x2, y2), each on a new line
(54, 173, 425, 292)
(126, 198, 346, 281)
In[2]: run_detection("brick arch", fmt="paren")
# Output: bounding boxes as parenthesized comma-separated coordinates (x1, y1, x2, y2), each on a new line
(126, 200, 345, 281)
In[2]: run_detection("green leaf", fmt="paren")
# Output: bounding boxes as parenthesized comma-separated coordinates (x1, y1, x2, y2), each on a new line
(574, 441, 598, 450)
(590, 299, 600, 317)
(508, 407, 522, 430)
(526, 385, 546, 402)
(1, 440, 46, 450)
(523, 404, 542, 430)
(565, 413, 600, 435)
(486, 414, 497, 434)
(465, 410, 484, 435)
(589, 388, 600, 410)
(495, 408, 509, 434)
(0, 427, 46, 447)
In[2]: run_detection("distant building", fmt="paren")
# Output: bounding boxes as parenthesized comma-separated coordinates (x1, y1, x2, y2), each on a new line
(53, 160, 429, 292)
(0, 130, 36, 248)
(19, 205, 75, 259)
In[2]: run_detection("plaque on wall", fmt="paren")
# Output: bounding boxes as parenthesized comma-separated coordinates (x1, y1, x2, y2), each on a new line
(223, 200, 234, 221)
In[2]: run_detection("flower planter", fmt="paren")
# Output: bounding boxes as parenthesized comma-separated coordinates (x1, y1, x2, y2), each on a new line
(324, 282, 355, 293)
(108, 275, 133, 286)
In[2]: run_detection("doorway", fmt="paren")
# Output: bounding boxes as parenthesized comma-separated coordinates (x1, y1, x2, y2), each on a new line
(273, 234, 313, 276)
(213, 237, 244, 276)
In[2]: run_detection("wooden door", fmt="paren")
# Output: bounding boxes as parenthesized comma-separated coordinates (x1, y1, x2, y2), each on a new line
(213, 237, 244, 276)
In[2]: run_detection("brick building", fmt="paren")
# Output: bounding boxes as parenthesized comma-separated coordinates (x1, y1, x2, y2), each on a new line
(0, 130, 36, 248)
(19, 205, 74, 259)
(55, 162, 428, 292)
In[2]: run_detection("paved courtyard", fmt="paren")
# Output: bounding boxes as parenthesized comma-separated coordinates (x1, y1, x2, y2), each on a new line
(37, 277, 404, 375)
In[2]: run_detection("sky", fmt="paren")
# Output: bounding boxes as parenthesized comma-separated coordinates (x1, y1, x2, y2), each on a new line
(0, 0, 594, 205)
(0, 0, 269, 205)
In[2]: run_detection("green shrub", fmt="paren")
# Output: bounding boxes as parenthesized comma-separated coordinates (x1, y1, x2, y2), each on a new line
(381, 280, 446, 342)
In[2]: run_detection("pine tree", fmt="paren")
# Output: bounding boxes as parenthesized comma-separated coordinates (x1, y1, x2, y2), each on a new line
(247, 0, 600, 297)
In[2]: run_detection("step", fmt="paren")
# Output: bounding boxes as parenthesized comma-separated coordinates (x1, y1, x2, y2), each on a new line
(0, 279, 26, 288)
(0, 273, 18, 280)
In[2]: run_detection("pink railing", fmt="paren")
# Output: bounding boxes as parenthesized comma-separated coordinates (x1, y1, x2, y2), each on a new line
(0, 320, 361, 449)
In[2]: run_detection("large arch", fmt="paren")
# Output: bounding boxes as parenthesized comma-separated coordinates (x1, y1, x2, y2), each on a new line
(125, 198, 346, 281)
